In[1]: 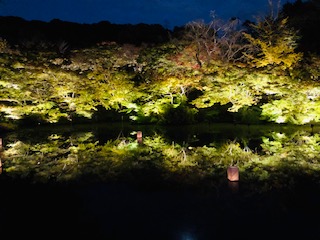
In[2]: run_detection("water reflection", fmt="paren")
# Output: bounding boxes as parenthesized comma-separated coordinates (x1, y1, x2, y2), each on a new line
(227, 181, 239, 193)
(179, 230, 197, 240)
(0, 122, 319, 191)
(0, 123, 319, 239)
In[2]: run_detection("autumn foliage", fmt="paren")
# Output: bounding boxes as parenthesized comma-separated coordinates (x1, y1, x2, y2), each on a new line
(0, 2, 319, 127)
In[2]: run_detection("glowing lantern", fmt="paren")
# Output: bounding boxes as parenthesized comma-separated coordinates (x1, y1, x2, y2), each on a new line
(227, 166, 239, 181)
(137, 131, 142, 138)
(137, 131, 143, 144)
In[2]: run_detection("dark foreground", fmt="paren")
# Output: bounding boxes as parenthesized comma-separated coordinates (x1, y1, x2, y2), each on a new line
(0, 174, 319, 240)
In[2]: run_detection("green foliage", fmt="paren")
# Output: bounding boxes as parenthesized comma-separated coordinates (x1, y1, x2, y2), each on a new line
(235, 105, 263, 124)
(191, 66, 262, 112)
(243, 16, 303, 70)
(162, 103, 197, 125)
(0, 38, 11, 53)
(260, 131, 320, 170)
(0, 28, 319, 125)
(3, 129, 320, 189)
(302, 54, 320, 81)
(261, 92, 320, 124)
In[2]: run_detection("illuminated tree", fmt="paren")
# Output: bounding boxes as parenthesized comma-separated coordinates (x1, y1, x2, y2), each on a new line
(83, 44, 144, 116)
(260, 87, 320, 124)
(0, 18, 319, 126)
(243, 14, 303, 70)
(190, 65, 261, 112)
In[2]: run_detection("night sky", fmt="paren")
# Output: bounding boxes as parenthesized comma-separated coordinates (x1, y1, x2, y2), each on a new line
(0, 0, 296, 29)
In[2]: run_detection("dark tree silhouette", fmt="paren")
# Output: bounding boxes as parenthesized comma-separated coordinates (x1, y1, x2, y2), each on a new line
(0, 16, 171, 50)
(281, 0, 320, 54)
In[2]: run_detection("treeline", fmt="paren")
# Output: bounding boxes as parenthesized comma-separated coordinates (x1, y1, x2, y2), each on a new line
(282, 0, 320, 54)
(0, 0, 319, 54)
(0, 16, 171, 49)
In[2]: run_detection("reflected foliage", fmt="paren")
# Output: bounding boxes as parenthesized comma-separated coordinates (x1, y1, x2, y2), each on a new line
(1, 126, 320, 192)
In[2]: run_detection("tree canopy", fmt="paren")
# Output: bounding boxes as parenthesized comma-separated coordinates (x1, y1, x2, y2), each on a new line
(0, 0, 319, 127)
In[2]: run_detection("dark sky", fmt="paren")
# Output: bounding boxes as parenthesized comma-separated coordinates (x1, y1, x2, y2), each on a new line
(0, 0, 296, 29)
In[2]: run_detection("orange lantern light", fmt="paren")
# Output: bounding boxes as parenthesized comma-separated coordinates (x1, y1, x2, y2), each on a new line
(137, 131, 142, 139)
(227, 166, 239, 181)
(137, 131, 143, 144)
(228, 181, 239, 193)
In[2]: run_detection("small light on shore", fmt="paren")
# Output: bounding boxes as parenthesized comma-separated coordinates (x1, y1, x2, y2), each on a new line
(137, 131, 143, 144)
(227, 166, 239, 181)
(137, 131, 142, 139)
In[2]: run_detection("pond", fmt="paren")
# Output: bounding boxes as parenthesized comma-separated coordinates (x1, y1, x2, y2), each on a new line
(0, 122, 319, 239)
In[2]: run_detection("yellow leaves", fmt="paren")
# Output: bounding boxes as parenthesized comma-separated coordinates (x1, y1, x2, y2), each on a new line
(35, 72, 51, 80)
(159, 76, 193, 95)
(191, 89, 229, 108)
(12, 62, 25, 69)
(0, 105, 24, 120)
(243, 16, 303, 70)
(261, 92, 320, 124)
(140, 98, 172, 117)
(0, 80, 20, 89)
(145, 73, 201, 96)
(0, 36, 318, 126)
(191, 74, 259, 111)
(254, 39, 302, 69)
(0, 38, 10, 53)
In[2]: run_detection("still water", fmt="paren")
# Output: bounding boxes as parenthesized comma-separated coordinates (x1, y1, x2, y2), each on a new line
(0, 122, 319, 239)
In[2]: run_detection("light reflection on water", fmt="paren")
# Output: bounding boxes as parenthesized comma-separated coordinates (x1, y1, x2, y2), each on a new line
(2, 121, 313, 147)
(0, 123, 319, 239)
(0, 167, 319, 239)
(180, 231, 197, 240)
